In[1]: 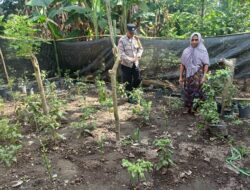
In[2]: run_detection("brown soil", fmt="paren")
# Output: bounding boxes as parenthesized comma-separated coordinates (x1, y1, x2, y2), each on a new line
(0, 89, 250, 190)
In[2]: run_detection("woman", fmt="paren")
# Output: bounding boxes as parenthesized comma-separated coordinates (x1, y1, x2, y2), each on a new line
(179, 32, 209, 114)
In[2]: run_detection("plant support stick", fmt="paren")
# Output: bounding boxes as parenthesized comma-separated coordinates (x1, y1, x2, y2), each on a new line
(31, 54, 49, 114)
(105, 0, 121, 141)
(0, 48, 9, 84)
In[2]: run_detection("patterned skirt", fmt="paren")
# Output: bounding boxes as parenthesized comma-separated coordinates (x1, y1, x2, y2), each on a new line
(183, 69, 205, 109)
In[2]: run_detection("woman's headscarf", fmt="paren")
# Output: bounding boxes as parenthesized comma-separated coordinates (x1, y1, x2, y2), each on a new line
(181, 32, 209, 78)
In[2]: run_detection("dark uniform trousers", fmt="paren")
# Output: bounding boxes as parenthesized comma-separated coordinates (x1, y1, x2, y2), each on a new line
(121, 63, 141, 93)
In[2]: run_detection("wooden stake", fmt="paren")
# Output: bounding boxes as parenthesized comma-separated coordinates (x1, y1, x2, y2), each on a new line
(0, 48, 9, 84)
(105, 0, 121, 142)
(220, 58, 236, 116)
(31, 54, 49, 114)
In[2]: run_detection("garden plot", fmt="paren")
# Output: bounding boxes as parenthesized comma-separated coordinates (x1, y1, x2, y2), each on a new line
(0, 78, 249, 190)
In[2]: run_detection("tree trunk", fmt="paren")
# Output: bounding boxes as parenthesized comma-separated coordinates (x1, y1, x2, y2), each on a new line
(52, 40, 61, 76)
(93, 0, 99, 39)
(31, 54, 49, 114)
(0, 48, 9, 84)
(200, 0, 205, 33)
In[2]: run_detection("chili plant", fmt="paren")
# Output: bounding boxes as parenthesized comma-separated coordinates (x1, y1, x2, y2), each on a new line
(122, 159, 153, 185)
(153, 138, 174, 170)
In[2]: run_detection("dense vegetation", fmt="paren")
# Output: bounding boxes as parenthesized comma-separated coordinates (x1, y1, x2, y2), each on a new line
(0, 0, 249, 39)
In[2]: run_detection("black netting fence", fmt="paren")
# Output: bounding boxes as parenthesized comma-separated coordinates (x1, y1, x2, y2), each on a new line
(0, 33, 250, 81)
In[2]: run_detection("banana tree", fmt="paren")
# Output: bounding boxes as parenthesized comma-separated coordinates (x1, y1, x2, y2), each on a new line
(2, 15, 49, 114)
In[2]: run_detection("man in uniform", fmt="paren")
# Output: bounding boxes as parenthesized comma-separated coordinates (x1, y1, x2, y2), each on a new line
(118, 23, 143, 103)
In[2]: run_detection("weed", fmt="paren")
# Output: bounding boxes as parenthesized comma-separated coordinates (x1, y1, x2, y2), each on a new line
(97, 135, 106, 154)
(40, 140, 53, 181)
(0, 118, 22, 144)
(0, 144, 22, 167)
(196, 123, 205, 130)
(153, 138, 174, 170)
(167, 97, 183, 110)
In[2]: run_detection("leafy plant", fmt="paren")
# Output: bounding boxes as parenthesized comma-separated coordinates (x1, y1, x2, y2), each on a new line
(193, 97, 220, 124)
(196, 123, 205, 130)
(132, 100, 152, 121)
(15, 90, 64, 138)
(96, 79, 107, 104)
(0, 118, 22, 143)
(63, 70, 74, 90)
(224, 114, 243, 126)
(71, 106, 97, 137)
(117, 82, 127, 98)
(122, 159, 153, 185)
(193, 82, 220, 124)
(153, 138, 174, 170)
(0, 144, 22, 167)
(2, 15, 49, 114)
(130, 88, 143, 105)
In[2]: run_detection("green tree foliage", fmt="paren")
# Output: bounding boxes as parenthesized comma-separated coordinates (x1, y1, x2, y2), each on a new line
(2, 0, 250, 38)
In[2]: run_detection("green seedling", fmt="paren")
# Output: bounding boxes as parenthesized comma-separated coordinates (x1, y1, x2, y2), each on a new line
(132, 100, 152, 121)
(40, 140, 53, 181)
(0, 118, 22, 144)
(97, 135, 106, 154)
(122, 159, 153, 185)
(153, 138, 174, 170)
(0, 144, 22, 167)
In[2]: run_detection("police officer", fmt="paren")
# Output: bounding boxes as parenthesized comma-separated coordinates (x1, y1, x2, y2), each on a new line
(118, 23, 143, 103)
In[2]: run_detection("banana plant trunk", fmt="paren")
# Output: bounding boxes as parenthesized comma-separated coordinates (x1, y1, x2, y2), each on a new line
(31, 54, 49, 114)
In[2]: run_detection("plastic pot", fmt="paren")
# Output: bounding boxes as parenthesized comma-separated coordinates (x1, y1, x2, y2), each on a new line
(238, 104, 250, 119)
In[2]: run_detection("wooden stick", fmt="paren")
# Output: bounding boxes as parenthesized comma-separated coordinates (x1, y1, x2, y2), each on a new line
(220, 58, 236, 116)
(0, 48, 9, 83)
(105, 0, 121, 142)
(31, 54, 49, 114)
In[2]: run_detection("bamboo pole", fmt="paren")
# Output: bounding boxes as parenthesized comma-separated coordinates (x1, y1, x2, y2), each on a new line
(0, 48, 9, 84)
(105, 0, 121, 142)
(31, 54, 49, 114)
